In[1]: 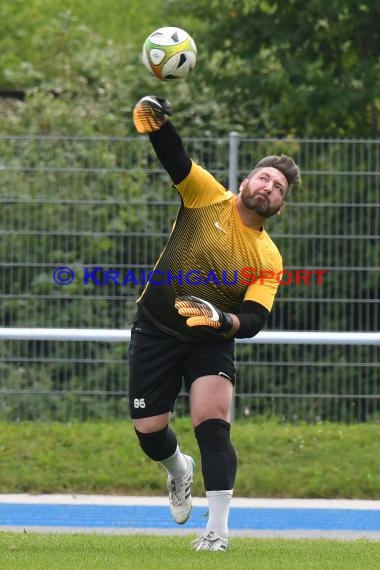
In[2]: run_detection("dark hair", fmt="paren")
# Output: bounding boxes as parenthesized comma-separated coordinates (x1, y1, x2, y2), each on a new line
(250, 154, 301, 188)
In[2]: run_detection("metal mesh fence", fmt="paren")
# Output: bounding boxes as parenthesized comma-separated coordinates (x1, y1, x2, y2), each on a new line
(0, 135, 379, 422)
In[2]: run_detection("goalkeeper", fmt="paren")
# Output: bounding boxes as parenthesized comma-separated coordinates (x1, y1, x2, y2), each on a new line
(130, 96, 301, 551)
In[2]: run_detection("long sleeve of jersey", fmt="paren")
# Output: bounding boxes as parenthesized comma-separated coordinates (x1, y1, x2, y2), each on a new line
(235, 301, 269, 338)
(149, 121, 192, 184)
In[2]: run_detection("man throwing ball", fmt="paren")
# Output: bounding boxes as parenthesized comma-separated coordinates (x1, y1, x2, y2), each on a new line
(129, 95, 301, 551)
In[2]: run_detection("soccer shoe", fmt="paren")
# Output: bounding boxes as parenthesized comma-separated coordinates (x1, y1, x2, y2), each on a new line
(167, 454, 194, 524)
(133, 95, 172, 134)
(191, 531, 229, 552)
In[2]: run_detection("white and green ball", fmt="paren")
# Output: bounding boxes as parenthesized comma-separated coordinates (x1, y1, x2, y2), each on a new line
(142, 27, 197, 80)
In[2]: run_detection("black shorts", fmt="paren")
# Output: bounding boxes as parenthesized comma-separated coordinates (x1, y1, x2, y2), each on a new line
(128, 313, 236, 419)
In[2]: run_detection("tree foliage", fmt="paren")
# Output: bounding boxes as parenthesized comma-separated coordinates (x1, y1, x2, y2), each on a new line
(0, 0, 379, 137)
(186, 0, 380, 136)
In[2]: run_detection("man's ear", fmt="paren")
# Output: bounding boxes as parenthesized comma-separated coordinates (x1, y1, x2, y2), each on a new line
(239, 178, 249, 193)
(277, 202, 286, 215)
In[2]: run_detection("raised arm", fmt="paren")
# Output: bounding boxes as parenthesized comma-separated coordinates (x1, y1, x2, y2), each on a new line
(133, 96, 191, 184)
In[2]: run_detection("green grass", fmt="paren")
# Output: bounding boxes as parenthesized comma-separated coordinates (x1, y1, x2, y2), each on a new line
(0, 419, 379, 498)
(0, 534, 379, 570)
(1, 420, 380, 568)
(63, 0, 199, 45)
(1, 0, 199, 55)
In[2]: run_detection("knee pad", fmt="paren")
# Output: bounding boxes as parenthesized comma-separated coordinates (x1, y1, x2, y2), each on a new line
(134, 425, 177, 461)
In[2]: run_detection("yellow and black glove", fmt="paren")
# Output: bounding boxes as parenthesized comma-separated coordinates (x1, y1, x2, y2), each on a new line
(133, 95, 172, 134)
(175, 295, 233, 333)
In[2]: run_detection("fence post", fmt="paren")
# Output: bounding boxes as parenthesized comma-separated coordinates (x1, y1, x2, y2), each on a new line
(228, 131, 240, 193)
(228, 132, 240, 421)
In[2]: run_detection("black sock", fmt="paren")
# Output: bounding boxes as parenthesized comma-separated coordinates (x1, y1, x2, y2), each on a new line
(194, 419, 237, 491)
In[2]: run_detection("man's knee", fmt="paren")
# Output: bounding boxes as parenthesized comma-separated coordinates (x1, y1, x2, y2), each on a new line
(134, 424, 177, 461)
(190, 375, 233, 426)
(133, 412, 170, 434)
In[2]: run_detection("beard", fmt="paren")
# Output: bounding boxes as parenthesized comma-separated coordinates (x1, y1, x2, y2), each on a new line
(240, 191, 281, 219)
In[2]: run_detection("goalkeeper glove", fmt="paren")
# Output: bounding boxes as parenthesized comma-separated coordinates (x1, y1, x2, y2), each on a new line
(175, 295, 233, 333)
(133, 95, 172, 134)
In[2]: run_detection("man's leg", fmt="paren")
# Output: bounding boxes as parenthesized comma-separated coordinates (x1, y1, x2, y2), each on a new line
(190, 375, 236, 550)
(128, 318, 194, 525)
(133, 414, 194, 524)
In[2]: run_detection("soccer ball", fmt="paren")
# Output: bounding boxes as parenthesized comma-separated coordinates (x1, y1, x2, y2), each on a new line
(141, 27, 197, 80)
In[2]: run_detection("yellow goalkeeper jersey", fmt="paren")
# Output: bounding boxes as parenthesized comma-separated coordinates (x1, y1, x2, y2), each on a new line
(137, 161, 283, 341)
